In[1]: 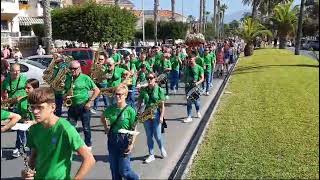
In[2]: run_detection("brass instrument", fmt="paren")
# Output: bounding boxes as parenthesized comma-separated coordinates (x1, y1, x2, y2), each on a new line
(43, 53, 59, 84)
(1, 96, 27, 109)
(137, 101, 163, 123)
(64, 77, 74, 107)
(99, 87, 116, 97)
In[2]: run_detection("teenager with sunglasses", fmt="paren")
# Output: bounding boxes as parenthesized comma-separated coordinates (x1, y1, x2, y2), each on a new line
(64, 60, 100, 151)
(137, 72, 167, 163)
(21, 87, 95, 179)
(100, 84, 139, 180)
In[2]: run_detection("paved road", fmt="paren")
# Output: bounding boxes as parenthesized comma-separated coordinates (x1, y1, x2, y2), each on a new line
(1, 72, 228, 179)
(287, 47, 319, 61)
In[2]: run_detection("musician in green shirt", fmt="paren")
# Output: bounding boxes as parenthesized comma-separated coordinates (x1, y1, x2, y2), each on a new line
(203, 48, 214, 95)
(137, 72, 167, 164)
(183, 52, 204, 123)
(100, 84, 139, 180)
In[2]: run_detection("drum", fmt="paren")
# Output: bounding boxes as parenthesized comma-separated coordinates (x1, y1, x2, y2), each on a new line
(156, 73, 168, 84)
(186, 86, 203, 103)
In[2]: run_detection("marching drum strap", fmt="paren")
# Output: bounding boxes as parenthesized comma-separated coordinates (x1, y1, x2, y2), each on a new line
(108, 105, 129, 135)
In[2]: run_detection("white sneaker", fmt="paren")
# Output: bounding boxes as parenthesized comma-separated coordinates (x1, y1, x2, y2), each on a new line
(144, 155, 155, 163)
(165, 95, 170, 100)
(12, 148, 20, 158)
(161, 148, 167, 158)
(197, 112, 202, 118)
(183, 117, 193, 123)
(90, 109, 96, 114)
(173, 89, 177, 95)
(205, 92, 210, 96)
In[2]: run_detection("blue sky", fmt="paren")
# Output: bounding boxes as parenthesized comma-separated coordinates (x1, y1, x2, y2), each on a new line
(131, 0, 301, 19)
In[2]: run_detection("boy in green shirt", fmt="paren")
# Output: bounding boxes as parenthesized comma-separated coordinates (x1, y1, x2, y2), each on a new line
(22, 87, 95, 180)
(170, 49, 182, 94)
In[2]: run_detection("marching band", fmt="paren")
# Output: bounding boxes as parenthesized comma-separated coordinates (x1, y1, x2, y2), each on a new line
(1, 40, 241, 179)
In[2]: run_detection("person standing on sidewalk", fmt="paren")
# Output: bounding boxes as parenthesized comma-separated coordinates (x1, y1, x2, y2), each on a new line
(21, 87, 95, 180)
(100, 84, 139, 180)
(137, 72, 167, 163)
(183, 52, 204, 123)
(64, 61, 100, 151)
(170, 49, 181, 95)
(203, 48, 214, 96)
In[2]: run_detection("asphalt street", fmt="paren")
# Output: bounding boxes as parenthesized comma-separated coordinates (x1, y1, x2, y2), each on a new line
(287, 47, 319, 61)
(1, 71, 228, 179)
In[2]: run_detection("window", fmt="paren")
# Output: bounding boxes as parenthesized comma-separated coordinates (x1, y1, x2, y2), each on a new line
(1, 20, 9, 31)
(19, 64, 29, 72)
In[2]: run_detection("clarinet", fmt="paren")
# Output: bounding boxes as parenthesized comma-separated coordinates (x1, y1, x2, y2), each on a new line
(20, 146, 35, 174)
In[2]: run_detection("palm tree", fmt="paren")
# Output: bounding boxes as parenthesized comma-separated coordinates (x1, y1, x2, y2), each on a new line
(202, 0, 206, 33)
(171, 0, 175, 21)
(154, 0, 159, 44)
(213, 0, 218, 36)
(43, 0, 52, 54)
(237, 17, 272, 56)
(199, 0, 203, 33)
(220, 4, 228, 37)
(271, 0, 298, 49)
(242, 0, 261, 19)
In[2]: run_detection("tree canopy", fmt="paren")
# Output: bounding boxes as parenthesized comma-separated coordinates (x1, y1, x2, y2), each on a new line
(51, 2, 137, 44)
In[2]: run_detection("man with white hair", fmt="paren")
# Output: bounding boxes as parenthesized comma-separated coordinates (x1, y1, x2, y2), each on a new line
(64, 60, 100, 150)
(105, 58, 130, 105)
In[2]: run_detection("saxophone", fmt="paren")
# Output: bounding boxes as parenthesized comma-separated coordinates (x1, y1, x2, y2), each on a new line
(50, 55, 73, 91)
(20, 146, 35, 175)
(64, 77, 74, 107)
(99, 87, 116, 97)
(137, 101, 163, 123)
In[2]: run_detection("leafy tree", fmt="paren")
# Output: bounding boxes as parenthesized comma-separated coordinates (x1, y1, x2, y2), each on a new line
(236, 17, 272, 56)
(144, 20, 188, 42)
(302, 0, 319, 36)
(51, 2, 137, 44)
(271, 0, 298, 49)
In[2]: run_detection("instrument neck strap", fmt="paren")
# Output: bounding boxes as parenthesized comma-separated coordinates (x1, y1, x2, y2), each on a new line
(9, 75, 21, 95)
(109, 104, 129, 134)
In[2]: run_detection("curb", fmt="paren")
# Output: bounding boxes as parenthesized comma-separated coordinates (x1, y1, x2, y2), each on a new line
(169, 58, 240, 180)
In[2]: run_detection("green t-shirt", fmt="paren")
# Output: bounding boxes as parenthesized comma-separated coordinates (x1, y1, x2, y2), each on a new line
(147, 57, 156, 68)
(154, 52, 163, 72)
(179, 53, 187, 61)
(138, 85, 165, 108)
(136, 71, 148, 84)
(203, 54, 213, 73)
(136, 61, 152, 73)
(184, 64, 204, 86)
(196, 56, 204, 68)
(170, 56, 180, 71)
(2, 74, 28, 117)
(27, 118, 85, 180)
(112, 53, 122, 63)
(1, 109, 10, 121)
(1, 74, 27, 98)
(64, 74, 97, 105)
(18, 96, 35, 120)
(131, 58, 139, 68)
(103, 105, 137, 133)
(106, 67, 126, 87)
(159, 59, 172, 73)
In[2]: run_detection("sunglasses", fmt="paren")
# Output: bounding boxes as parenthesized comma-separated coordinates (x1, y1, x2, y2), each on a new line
(147, 76, 155, 80)
(115, 93, 124, 96)
(99, 58, 104, 60)
(106, 64, 113, 67)
(69, 67, 79, 70)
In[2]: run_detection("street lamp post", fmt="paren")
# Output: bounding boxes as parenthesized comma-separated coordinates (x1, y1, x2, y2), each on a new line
(295, 0, 305, 55)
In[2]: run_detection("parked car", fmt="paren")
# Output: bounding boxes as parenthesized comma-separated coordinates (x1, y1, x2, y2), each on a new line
(59, 48, 94, 75)
(26, 55, 53, 67)
(116, 48, 132, 57)
(7, 59, 46, 84)
(303, 40, 319, 51)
